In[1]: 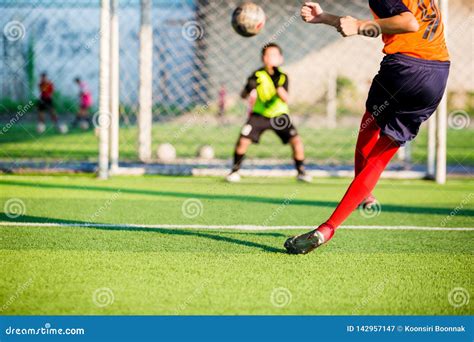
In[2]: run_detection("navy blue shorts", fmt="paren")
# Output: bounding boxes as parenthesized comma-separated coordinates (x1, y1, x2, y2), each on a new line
(366, 53, 450, 145)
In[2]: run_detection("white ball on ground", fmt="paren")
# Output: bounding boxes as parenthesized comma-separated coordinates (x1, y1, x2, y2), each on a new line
(79, 120, 90, 130)
(198, 145, 215, 160)
(57, 123, 69, 134)
(36, 122, 46, 134)
(157, 143, 176, 162)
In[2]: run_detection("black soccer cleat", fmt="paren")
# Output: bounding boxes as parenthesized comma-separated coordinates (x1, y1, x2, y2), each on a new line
(284, 229, 326, 255)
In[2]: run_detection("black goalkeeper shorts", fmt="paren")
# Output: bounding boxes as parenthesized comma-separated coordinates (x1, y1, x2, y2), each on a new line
(240, 113, 298, 144)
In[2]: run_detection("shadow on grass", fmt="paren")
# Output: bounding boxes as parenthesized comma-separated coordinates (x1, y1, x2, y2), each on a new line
(0, 214, 285, 254)
(1, 179, 474, 217)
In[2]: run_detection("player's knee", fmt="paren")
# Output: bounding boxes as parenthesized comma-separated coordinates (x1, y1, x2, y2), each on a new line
(236, 138, 251, 153)
(290, 135, 303, 147)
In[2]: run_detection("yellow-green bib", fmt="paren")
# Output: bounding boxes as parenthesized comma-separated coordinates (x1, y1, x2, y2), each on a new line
(253, 69, 289, 118)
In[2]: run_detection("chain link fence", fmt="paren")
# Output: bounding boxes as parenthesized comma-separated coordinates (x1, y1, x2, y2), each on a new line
(0, 0, 472, 169)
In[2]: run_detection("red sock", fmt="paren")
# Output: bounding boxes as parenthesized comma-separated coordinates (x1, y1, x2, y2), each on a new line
(355, 111, 380, 176)
(321, 135, 400, 234)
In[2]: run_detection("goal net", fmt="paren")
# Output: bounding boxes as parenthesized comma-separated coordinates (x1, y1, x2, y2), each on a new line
(0, 0, 472, 180)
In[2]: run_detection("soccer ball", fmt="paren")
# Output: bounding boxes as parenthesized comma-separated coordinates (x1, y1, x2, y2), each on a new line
(198, 145, 215, 160)
(231, 2, 266, 37)
(157, 143, 176, 162)
(36, 122, 46, 134)
(79, 120, 90, 131)
(57, 123, 69, 135)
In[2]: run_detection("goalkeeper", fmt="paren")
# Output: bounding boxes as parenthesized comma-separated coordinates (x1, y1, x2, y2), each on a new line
(227, 43, 312, 183)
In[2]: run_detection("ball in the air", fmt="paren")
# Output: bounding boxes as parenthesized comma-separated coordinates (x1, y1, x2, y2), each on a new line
(198, 145, 215, 160)
(157, 143, 176, 162)
(232, 2, 266, 37)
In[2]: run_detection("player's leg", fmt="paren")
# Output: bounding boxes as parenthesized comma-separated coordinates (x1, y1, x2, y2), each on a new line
(50, 111, 59, 124)
(355, 111, 380, 175)
(36, 109, 47, 134)
(36, 99, 47, 133)
(285, 135, 399, 254)
(48, 100, 59, 125)
(227, 115, 266, 182)
(227, 137, 252, 183)
(233, 136, 252, 172)
(273, 115, 312, 182)
(73, 107, 88, 128)
(72, 109, 81, 128)
(289, 135, 311, 183)
(38, 110, 46, 124)
(355, 111, 381, 207)
(325, 135, 399, 229)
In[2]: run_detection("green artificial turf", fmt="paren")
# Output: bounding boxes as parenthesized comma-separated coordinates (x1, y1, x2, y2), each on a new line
(1, 123, 473, 166)
(0, 175, 473, 315)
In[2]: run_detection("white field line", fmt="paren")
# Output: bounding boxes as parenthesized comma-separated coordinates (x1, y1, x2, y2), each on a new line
(0, 221, 473, 231)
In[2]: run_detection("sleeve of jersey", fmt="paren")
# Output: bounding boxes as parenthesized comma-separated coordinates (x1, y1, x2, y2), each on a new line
(244, 75, 257, 94)
(282, 75, 289, 92)
(368, 0, 411, 18)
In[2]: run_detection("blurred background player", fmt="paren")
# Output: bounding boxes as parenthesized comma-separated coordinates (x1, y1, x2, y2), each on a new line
(227, 43, 312, 183)
(37, 72, 59, 133)
(72, 77, 93, 129)
(285, 1, 450, 254)
(217, 84, 227, 124)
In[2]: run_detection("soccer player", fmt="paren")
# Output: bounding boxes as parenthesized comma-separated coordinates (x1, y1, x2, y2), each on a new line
(285, 1, 450, 254)
(37, 72, 59, 131)
(227, 43, 312, 183)
(72, 77, 93, 129)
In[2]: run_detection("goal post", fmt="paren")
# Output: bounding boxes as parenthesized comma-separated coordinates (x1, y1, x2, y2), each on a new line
(98, 0, 111, 179)
(109, 0, 120, 173)
(138, 0, 153, 162)
(435, 0, 449, 185)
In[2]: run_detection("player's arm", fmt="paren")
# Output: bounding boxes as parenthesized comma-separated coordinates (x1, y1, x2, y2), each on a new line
(301, 2, 419, 37)
(241, 75, 257, 99)
(276, 87, 288, 103)
(276, 72, 289, 103)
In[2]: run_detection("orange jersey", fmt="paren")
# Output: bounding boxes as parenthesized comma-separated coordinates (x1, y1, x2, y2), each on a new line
(370, 0, 449, 61)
